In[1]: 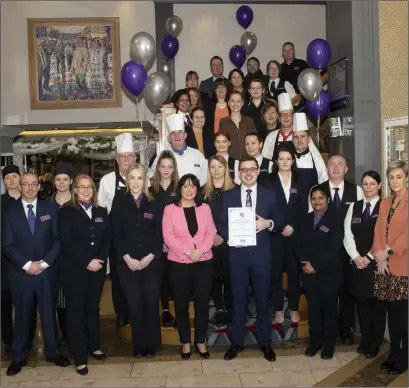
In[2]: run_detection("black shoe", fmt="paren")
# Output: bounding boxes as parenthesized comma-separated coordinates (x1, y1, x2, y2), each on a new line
(181, 351, 191, 360)
(340, 332, 353, 345)
(4, 342, 12, 353)
(321, 347, 334, 360)
(261, 345, 276, 362)
(388, 363, 408, 375)
(144, 347, 156, 358)
(116, 314, 129, 327)
(6, 360, 27, 376)
(364, 347, 379, 359)
(357, 345, 367, 355)
(134, 348, 144, 358)
(194, 343, 210, 359)
(47, 354, 70, 367)
(224, 345, 244, 361)
(76, 366, 89, 376)
(381, 358, 397, 369)
(305, 344, 322, 357)
(89, 351, 106, 361)
(162, 311, 174, 327)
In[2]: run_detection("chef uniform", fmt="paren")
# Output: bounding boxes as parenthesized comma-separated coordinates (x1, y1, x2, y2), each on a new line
(148, 114, 208, 186)
(262, 93, 296, 161)
(97, 133, 135, 326)
(292, 113, 328, 196)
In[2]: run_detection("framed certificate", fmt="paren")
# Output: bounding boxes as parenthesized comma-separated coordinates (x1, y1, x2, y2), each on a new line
(228, 207, 257, 247)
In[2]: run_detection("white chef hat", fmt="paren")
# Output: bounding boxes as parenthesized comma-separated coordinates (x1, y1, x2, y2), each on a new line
(166, 113, 185, 133)
(293, 113, 309, 132)
(278, 93, 293, 112)
(115, 133, 134, 153)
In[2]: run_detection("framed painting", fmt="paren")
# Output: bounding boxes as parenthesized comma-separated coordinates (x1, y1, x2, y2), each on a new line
(27, 17, 122, 110)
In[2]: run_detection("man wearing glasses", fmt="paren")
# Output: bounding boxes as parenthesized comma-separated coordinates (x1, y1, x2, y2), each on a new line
(3, 173, 69, 376)
(98, 133, 135, 327)
(218, 156, 284, 362)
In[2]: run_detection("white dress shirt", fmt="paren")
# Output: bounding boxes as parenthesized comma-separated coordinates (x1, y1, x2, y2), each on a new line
(343, 196, 379, 261)
(21, 198, 49, 271)
(97, 171, 126, 214)
(278, 173, 291, 203)
(80, 204, 93, 219)
(240, 183, 274, 231)
(329, 180, 364, 202)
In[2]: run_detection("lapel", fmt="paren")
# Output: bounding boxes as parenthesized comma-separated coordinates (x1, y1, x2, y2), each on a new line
(17, 199, 34, 238)
(255, 184, 264, 216)
(34, 200, 44, 237)
(77, 203, 93, 221)
(288, 175, 299, 206)
(274, 178, 287, 206)
(388, 190, 408, 229)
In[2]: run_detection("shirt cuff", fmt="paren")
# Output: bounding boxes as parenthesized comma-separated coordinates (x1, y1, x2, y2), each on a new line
(350, 249, 360, 263)
(22, 261, 32, 271)
(268, 219, 274, 232)
(40, 261, 49, 269)
(148, 253, 155, 259)
(366, 252, 375, 261)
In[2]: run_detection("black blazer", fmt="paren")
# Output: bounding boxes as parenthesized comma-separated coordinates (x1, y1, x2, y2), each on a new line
(294, 207, 344, 274)
(58, 204, 111, 270)
(111, 192, 162, 260)
(185, 125, 216, 158)
(267, 173, 306, 231)
(2, 199, 60, 274)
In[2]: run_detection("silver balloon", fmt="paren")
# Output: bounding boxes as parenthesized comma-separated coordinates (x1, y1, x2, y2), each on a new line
(130, 32, 156, 69)
(165, 15, 183, 37)
(240, 31, 257, 55)
(158, 59, 171, 77)
(297, 68, 323, 101)
(144, 72, 171, 107)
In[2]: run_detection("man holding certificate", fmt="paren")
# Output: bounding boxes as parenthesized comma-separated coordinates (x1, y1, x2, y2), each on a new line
(218, 156, 284, 362)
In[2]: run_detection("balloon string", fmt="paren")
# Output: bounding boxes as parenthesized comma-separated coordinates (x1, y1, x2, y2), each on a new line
(317, 114, 320, 145)
(135, 96, 143, 132)
(170, 59, 175, 93)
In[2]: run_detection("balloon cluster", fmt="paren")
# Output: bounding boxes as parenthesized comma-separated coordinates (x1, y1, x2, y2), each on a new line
(298, 38, 332, 119)
(229, 6, 257, 68)
(121, 15, 183, 108)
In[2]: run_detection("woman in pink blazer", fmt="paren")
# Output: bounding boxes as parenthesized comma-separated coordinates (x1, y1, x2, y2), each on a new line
(162, 174, 217, 360)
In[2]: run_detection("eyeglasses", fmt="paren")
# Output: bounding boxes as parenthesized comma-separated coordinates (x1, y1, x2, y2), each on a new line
(239, 167, 259, 174)
(117, 155, 136, 161)
(76, 186, 93, 191)
(21, 183, 39, 188)
(280, 112, 292, 118)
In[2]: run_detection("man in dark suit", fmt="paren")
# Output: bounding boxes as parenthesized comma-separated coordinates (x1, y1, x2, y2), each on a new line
(170, 70, 211, 107)
(2, 172, 69, 376)
(199, 56, 225, 97)
(219, 156, 284, 361)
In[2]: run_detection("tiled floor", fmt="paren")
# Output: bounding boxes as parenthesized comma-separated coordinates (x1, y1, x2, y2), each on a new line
(1, 351, 359, 387)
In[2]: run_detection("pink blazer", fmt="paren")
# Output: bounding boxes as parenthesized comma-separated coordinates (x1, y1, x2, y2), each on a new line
(371, 190, 408, 277)
(162, 203, 217, 264)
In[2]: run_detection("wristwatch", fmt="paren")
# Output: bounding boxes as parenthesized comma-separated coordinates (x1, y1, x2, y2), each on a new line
(387, 247, 394, 256)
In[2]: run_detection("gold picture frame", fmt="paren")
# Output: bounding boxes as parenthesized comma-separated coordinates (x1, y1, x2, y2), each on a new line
(27, 17, 122, 110)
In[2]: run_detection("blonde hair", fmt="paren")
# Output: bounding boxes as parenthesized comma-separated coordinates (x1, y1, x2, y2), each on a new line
(203, 155, 235, 200)
(126, 164, 152, 201)
(71, 174, 98, 207)
(387, 160, 408, 177)
(150, 150, 179, 194)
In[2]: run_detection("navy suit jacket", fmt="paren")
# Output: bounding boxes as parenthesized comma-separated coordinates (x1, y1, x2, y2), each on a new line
(199, 76, 215, 98)
(2, 199, 60, 276)
(218, 184, 284, 259)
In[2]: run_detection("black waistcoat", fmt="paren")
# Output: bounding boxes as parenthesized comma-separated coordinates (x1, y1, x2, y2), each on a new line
(268, 78, 286, 102)
(257, 158, 271, 186)
(322, 180, 358, 221)
(227, 156, 236, 180)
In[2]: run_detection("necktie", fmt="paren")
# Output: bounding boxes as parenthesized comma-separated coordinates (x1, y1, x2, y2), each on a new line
(78, 200, 92, 210)
(295, 148, 310, 159)
(134, 193, 143, 209)
(270, 80, 276, 95)
(27, 204, 35, 235)
(333, 188, 341, 208)
(246, 189, 252, 208)
(362, 202, 371, 221)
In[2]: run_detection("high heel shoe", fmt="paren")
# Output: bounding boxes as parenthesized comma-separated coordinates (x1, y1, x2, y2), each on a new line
(76, 365, 89, 376)
(89, 350, 106, 361)
(194, 343, 210, 359)
(181, 344, 191, 360)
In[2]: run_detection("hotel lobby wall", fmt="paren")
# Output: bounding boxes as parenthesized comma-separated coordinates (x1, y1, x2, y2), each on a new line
(0, 1, 155, 126)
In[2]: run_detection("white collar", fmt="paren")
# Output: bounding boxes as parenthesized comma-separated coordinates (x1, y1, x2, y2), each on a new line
(270, 77, 280, 84)
(329, 180, 345, 191)
(22, 198, 38, 209)
(278, 172, 291, 186)
(255, 154, 263, 164)
(241, 183, 257, 192)
(364, 195, 380, 206)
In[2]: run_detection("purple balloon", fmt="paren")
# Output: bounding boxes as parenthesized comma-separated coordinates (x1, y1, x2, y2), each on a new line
(121, 61, 147, 96)
(236, 5, 254, 29)
(307, 38, 332, 70)
(161, 35, 179, 59)
(306, 90, 330, 119)
(229, 45, 246, 68)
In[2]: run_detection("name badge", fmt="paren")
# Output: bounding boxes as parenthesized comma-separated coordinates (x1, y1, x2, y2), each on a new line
(95, 217, 104, 223)
(351, 218, 361, 224)
(293, 66, 300, 71)
(40, 215, 51, 221)
(290, 188, 298, 194)
(170, 192, 176, 197)
(144, 212, 154, 219)
(319, 225, 329, 233)
(194, 164, 200, 168)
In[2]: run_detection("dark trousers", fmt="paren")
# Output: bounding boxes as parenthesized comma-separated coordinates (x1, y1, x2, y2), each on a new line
(160, 254, 171, 311)
(62, 267, 105, 366)
(355, 297, 386, 351)
(168, 259, 214, 344)
(230, 253, 271, 346)
(302, 272, 342, 348)
(109, 245, 128, 317)
(270, 235, 301, 311)
(57, 308, 67, 339)
(339, 257, 356, 335)
(1, 288, 38, 347)
(11, 274, 59, 363)
(211, 245, 232, 311)
(119, 258, 163, 350)
(386, 299, 408, 367)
